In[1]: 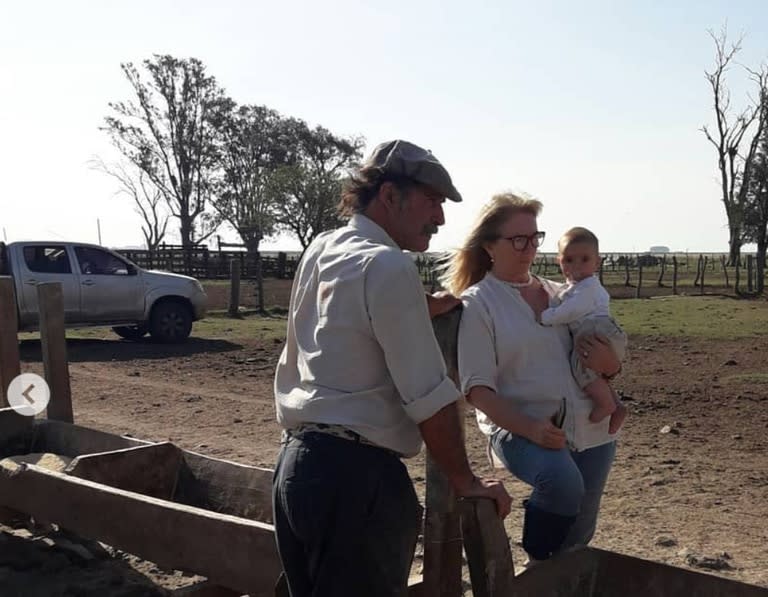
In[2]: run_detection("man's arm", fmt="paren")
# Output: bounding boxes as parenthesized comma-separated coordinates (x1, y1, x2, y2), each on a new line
(419, 401, 512, 518)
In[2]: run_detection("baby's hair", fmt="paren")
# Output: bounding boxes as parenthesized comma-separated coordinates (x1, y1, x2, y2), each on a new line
(558, 227, 599, 254)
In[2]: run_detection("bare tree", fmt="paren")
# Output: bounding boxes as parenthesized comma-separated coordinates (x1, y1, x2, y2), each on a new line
(91, 157, 169, 251)
(103, 55, 229, 248)
(701, 27, 768, 265)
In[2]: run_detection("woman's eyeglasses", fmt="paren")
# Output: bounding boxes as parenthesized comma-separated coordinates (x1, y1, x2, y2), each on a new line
(502, 231, 546, 251)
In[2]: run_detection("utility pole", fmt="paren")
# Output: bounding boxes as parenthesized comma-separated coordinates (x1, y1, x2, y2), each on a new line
(97, 219, 102, 245)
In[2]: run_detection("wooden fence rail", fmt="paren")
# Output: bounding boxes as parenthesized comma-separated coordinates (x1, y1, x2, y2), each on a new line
(117, 246, 300, 281)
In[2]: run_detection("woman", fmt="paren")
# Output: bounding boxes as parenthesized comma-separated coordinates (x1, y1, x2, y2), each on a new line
(442, 192, 622, 564)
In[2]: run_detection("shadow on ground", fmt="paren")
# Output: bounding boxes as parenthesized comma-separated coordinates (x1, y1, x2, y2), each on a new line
(19, 337, 242, 364)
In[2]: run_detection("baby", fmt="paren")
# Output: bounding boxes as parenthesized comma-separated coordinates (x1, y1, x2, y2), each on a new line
(540, 227, 627, 434)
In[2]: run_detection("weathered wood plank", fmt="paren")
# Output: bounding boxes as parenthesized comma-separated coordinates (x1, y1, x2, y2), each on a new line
(511, 547, 768, 596)
(460, 497, 515, 596)
(171, 579, 244, 597)
(31, 419, 147, 457)
(422, 306, 464, 597)
(174, 450, 273, 523)
(0, 464, 282, 596)
(37, 283, 73, 423)
(0, 407, 34, 457)
(66, 442, 182, 500)
(0, 277, 21, 409)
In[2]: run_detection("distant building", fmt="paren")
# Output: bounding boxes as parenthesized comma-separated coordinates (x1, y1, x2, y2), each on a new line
(649, 246, 670, 254)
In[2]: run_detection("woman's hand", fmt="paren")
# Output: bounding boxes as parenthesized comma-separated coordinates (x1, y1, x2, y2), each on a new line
(577, 333, 620, 376)
(523, 418, 567, 450)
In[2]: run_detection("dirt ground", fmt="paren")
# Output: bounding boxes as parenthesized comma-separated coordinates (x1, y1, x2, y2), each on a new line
(2, 283, 768, 594)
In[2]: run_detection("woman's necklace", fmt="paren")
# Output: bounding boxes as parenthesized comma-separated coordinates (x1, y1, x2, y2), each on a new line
(505, 272, 534, 288)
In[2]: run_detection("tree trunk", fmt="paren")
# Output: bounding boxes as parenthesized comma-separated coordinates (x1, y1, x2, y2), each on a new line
(728, 227, 742, 267)
(179, 214, 195, 276)
(243, 234, 265, 315)
(757, 239, 767, 295)
(179, 214, 194, 248)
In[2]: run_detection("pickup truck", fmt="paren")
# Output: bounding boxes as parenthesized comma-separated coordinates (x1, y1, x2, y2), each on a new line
(0, 241, 207, 343)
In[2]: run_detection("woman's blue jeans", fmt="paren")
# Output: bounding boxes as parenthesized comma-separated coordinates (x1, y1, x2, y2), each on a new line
(491, 430, 616, 557)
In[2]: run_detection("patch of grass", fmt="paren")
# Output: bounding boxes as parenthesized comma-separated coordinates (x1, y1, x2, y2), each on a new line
(720, 373, 768, 385)
(195, 311, 287, 342)
(18, 327, 113, 341)
(612, 296, 768, 339)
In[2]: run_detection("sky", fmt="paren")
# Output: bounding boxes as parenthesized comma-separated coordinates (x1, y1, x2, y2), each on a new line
(1, 0, 767, 255)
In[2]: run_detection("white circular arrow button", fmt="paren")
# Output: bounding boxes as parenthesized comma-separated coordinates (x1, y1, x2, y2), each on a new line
(7, 373, 50, 416)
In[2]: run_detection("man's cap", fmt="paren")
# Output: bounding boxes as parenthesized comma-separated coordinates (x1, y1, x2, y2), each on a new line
(363, 139, 462, 202)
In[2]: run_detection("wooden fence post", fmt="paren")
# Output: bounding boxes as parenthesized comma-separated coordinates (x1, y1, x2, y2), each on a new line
(228, 260, 241, 318)
(599, 257, 605, 286)
(423, 308, 464, 597)
(656, 255, 665, 287)
(623, 256, 631, 287)
(735, 255, 741, 295)
(693, 255, 702, 287)
(700, 256, 707, 295)
(672, 256, 678, 295)
(635, 262, 643, 299)
(721, 255, 730, 289)
(425, 308, 515, 596)
(460, 498, 515, 597)
(37, 282, 73, 423)
(0, 277, 21, 408)
(747, 255, 754, 294)
(256, 253, 265, 314)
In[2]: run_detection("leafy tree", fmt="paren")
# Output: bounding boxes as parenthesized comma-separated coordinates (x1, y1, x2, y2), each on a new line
(743, 122, 768, 293)
(103, 55, 229, 248)
(701, 28, 768, 266)
(269, 124, 364, 250)
(211, 105, 297, 253)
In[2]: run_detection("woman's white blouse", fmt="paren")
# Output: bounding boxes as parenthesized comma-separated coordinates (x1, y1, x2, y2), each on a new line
(458, 272, 614, 451)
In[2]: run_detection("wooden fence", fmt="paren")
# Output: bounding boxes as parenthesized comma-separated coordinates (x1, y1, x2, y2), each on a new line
(116, 245, 299, 280)
(415, 252, 767, 298)
(116, 247, 765, 298)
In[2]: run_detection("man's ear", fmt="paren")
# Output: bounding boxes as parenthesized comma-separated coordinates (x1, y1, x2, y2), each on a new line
(378, 182, 399, 213)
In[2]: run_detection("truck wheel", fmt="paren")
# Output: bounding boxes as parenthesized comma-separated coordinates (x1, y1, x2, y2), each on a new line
(112, 325, 148, 341)
(149, 300, 192, 343)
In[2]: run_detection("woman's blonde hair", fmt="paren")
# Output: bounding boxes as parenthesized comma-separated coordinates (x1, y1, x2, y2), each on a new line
(440, 192, 542, 295)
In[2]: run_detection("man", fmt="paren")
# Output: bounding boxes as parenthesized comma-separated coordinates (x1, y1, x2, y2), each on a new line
(273, 139, 511, 597)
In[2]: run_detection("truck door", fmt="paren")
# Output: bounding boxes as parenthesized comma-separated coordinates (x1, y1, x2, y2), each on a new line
(73, 246, 143, 322)
(17, 245, 81, 327)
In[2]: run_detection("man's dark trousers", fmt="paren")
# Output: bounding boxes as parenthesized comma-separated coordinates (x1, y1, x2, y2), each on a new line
(273, 431, 422, 597)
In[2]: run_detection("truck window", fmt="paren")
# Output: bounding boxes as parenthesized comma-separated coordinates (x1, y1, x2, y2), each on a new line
(74, 247, 130, 276)
(23, 246, 72, 274)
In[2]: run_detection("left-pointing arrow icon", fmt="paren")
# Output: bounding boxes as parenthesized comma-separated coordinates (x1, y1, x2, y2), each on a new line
(7, 374, 50, 416)
(21, 384, 36, 404)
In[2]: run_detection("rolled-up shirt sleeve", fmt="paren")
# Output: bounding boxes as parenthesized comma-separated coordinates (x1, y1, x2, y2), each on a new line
(458, 294, 498, 395)
(366, 253, 460, 424)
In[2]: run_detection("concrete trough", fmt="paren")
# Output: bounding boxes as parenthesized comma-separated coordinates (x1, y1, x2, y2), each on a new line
(0, 408, 280, 596)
